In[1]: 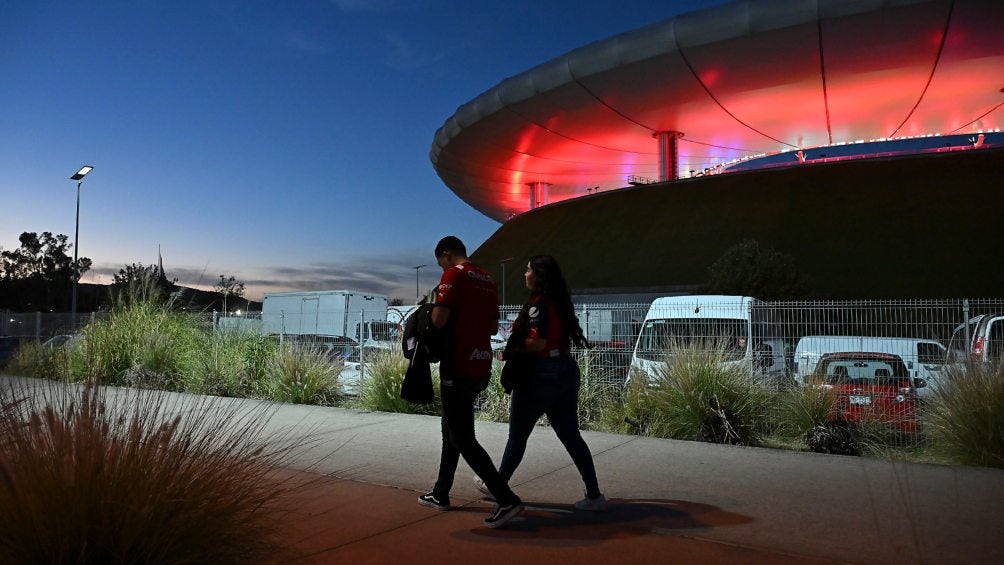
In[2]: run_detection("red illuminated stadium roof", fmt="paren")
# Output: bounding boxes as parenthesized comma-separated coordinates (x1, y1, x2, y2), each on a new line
(430, 0, 1004, 222)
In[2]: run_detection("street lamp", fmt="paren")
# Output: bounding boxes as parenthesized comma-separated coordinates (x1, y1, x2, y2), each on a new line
(413, 265, 426, 302)
(499, 257, 514, 307)
(70, 165, 93, 331)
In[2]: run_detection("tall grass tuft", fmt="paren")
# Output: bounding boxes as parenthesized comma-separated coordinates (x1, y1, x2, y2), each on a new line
(926, 362, 1004, 468)
(0, 378, 306, 563)
(476, 360, 510, 423)
(190, 327, 279, 398)
(575, 350, 622, 430)
(265, 342, 342, 406)
(355, 349, 440, 415)
(630, 340, 769, 445)
(6, 341, 71, 380)
(67, 299, 203, 389)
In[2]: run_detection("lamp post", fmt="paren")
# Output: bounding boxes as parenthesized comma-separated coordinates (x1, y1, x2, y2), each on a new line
(69, 165, 93, 331)
(499, 257, 514, 307)
(413, 265, 426, 302)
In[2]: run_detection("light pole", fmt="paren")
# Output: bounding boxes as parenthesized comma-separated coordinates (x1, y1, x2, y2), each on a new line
(413, 265, 426, 302)
(499, 257, 514, 307)
(69, 165, 93, 331)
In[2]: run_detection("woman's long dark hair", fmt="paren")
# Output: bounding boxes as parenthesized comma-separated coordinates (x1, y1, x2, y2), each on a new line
(525, 255, 589, 349)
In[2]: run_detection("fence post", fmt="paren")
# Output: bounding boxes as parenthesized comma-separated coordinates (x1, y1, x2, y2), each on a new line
(212, 310, 218, 333)
(36, 311, 42, 340)
(359, 308, 366, 380)
(962, 299, 970, 356)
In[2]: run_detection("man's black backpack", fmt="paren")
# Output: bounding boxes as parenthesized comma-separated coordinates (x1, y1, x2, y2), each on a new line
(401, 303, 439, 363)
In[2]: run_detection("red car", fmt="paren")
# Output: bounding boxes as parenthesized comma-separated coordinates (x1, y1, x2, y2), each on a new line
(812, 352, 925, 433)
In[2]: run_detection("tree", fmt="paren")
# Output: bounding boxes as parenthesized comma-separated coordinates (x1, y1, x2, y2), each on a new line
(704, 239, 809, 300)
(214, 275, 246, 312)
(110, 263, 176, 305)
(0, 231, 91, 311)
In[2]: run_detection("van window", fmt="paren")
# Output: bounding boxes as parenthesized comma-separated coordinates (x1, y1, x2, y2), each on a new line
(989, 320, 1004, 363)
(635, 318, 747, 362)
(916, 342, 946, 365)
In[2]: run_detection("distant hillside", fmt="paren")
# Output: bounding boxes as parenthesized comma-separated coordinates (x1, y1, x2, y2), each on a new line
(77, 282, 262, 312)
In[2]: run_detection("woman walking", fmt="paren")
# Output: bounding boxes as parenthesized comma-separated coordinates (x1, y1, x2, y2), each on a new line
(478, 254, 606, 510)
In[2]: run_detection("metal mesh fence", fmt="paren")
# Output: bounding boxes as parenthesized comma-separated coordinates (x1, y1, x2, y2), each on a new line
(5, 298, 1004, 446)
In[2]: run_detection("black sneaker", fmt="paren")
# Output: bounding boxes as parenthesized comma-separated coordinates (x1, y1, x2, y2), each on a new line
(483, 501, 524, 529)
(418, 492, 450, 511)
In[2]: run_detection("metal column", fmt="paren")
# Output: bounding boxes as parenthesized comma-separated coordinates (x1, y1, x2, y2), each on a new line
(654, 131, 684, 182)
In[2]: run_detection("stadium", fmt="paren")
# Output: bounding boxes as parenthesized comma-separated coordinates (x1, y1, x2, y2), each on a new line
(429, 0, 1003, 301)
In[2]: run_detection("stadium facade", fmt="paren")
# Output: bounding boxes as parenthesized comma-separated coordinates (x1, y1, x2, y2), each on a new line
(429, 0, 1003, 300)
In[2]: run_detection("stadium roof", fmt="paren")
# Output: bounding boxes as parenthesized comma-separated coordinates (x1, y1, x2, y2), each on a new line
(430, 0, 1004, 222)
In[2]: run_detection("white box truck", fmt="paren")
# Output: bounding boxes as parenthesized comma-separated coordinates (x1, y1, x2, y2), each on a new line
(261, 290, 395, 347)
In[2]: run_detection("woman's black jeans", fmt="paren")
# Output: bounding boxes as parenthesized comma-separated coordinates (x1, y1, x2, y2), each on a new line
(499, 354, 601, 497)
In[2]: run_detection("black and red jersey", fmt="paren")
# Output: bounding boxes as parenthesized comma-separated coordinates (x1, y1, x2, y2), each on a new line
(435, 262, 498, 377)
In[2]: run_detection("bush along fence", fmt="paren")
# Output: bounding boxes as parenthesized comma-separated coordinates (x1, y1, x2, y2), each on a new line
(3, 298, 1003, 466)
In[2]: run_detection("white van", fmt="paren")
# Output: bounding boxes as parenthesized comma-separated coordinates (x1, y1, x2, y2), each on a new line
(793, 336, 949, 398)
(948, 313, 1004, 365)
(629, 295, 789, 385)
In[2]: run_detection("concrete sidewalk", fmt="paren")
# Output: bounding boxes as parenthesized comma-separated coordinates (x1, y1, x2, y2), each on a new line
(267, 403, 1004, 564)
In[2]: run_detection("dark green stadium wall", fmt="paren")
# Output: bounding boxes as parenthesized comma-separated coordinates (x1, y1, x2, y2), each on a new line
(470, 148, 1003, 303)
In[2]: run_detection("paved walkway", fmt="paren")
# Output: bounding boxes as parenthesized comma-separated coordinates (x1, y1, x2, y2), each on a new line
(263, 402, 1004, 564)
(6, 378, 1002, 563)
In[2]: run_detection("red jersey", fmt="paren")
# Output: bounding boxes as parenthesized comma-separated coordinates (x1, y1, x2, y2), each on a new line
(435, 262, 498, 378)
(517, 295, 569, 359)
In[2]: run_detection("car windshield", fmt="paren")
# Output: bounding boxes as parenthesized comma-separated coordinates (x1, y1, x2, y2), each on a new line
(635, 318, 747, 361)
(819, 357, 909, 386)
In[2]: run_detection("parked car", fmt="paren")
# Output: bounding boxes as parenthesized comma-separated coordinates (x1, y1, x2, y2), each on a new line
(43, 334, 80, 349)
(794, 335, 950, 398)
(811, 352, 925, 433)
(948, 313, 1004, 365)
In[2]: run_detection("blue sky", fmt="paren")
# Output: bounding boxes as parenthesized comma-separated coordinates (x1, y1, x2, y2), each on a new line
(1, 0, 729, 302)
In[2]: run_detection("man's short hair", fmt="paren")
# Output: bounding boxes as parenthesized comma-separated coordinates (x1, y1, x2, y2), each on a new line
(435, 236, 467, 257)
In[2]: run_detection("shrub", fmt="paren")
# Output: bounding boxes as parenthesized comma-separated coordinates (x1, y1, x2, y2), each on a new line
(574, 350, 622, 430)
(0, 378, 306, 563)
(803, 420, 861, 456)
(639, 340, 770, 445)
(189, 328, 278, 398)
(354, 349, 440, 415)
(926, 362, 1004, 469)
(777, 383, 838, 440)
(5, 340, 71, 380)
(265, 342, 342, 406)
(476, 361, 510, 423)
(67, 300, 203, 388)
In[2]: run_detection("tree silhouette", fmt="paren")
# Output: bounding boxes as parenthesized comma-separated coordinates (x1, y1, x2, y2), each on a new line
(0, 232, 90, 311)
(704, 239, 809, 300)
(214, 275, 246, 313)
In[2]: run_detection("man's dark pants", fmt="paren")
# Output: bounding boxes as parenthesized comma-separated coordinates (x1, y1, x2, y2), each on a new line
(433, 372, 519, 506)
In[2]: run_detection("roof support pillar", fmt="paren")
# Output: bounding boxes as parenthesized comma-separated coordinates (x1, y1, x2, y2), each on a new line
(528, 182, 550, 210)
(654, 131, 684, 182)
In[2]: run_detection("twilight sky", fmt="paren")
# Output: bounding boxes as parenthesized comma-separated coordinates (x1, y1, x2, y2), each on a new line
(1, 0, 729, 302)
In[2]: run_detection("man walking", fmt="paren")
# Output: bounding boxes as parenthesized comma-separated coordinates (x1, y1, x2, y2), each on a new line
(417, 236, 524, 529)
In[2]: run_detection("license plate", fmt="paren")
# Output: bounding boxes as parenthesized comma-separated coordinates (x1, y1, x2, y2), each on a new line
(849, 395, 871, 405)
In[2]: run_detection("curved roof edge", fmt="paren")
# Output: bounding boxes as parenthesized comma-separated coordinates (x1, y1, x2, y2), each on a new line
(429, 0, 935, 165)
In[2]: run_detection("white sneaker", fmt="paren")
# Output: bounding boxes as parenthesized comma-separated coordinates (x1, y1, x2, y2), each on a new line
(574, 493, 607, 511)
(473, 477, 495, 501)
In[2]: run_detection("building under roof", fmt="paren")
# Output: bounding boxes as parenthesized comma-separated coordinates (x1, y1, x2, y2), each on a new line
(430, 0, 1003, 223)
